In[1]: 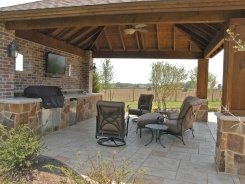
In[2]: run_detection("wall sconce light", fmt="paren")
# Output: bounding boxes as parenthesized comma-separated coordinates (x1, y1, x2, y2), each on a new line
(90, 63, 96, 71)
(8, 40, 19, 58)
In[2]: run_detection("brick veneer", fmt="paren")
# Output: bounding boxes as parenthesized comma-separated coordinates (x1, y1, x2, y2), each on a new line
(0, 23, 15, 98)
(215, 113, 245, 176)
(14, 37, 89, 92)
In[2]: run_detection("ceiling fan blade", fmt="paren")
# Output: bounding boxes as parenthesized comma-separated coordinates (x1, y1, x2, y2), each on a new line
(134, 24, 146, 29)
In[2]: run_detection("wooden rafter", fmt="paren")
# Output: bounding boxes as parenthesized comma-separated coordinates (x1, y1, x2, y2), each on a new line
(104, 28, 112, 50)
(118, 26, 125, 51)
(156, 24, 160, 50)
(204, 29, 224, 58)
(135, 32, 141, 50)
(173, 26, 176, 50)
(55, 28, 74, 40)
(175, 25, 207, 49)
(78, 26, 104, 48)
(88, 27, 104, 50)
(65, 27, 89, 43)
(16, 30, 84, 57)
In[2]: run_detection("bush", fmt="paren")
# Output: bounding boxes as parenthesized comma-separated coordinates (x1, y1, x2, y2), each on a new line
(0, 124, 42, 175)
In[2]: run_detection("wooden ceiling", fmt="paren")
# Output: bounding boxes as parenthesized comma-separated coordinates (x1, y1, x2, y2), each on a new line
(16, 23, 224, 59)
(2, 0, 245, 59)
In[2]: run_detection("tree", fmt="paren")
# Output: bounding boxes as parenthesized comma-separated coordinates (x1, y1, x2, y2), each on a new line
(92, 71, 101, 93)
(100, 59, 114, 100)
(188, 67, 217, 101)
(150, 62, 188, 110)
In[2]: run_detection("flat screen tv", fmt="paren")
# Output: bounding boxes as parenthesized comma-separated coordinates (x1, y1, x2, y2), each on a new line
(46, 53, 66, 75)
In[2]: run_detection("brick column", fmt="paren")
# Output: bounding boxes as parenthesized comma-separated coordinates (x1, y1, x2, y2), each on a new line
(81, 50, 93, 93)
(0, 23, 15, 98)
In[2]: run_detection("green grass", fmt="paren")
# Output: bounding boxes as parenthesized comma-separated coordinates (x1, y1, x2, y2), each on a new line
(125, 100, 221, 112)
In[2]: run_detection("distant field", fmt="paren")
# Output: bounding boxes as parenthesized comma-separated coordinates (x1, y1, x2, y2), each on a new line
(125, 100, 221, 112)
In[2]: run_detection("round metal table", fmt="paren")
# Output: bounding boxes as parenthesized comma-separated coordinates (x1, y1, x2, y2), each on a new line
(145, 124, 168, 148)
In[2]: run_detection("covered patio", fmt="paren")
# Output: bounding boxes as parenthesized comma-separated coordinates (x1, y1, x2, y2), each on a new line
(41, 113, 244, 183)
(0, 0, 245, 182)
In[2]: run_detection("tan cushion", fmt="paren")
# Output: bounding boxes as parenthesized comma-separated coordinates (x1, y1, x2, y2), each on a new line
(137, 113, 162, 128)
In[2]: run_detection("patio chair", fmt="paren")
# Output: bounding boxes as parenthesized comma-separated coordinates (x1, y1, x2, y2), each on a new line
(127, 94, 154, 124)
(96, 100, 127, 147)
(160, 96, 202, 145)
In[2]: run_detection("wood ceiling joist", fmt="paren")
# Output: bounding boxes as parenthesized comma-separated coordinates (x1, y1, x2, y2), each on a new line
(93, 50, 203, 59)
(135, 32, 141, 50)
(55, 28, 74, 40)
(180, 25, 211, 44)
(88, 27, 105, 50)
(15, 30, 84, 57)
(104, 28, 112, 50)
(204, 29, 224, 58)
(118, 26, 125, 51)
(65, 27, 89, 43)
(189, 24, 213, 40)
(156, 24, 160, 50)
(193, 24, 216, 38)
(70, 27, 96, 45)
(39, 28, 56, 34)
(5, 10, 241, 30)
(175, 25, 208, 49)
(78, 27, 104, 48)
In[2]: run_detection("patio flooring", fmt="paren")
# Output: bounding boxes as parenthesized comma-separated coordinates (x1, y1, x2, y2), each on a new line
(42, 113, 244, 184)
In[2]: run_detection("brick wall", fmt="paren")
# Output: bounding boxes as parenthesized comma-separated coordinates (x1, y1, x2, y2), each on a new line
(14, 37, 89, 92)
(0, 23, 15, 98)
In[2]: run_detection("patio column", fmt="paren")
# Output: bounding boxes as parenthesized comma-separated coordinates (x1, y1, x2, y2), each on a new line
(222, 18, 245, 115)
(215, 18, 245, 176)
(196, 58, 208, 122)
(0, 23, 15, 98)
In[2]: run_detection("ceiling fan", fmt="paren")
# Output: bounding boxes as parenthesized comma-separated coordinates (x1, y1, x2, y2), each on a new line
(123, 24, 148, 35)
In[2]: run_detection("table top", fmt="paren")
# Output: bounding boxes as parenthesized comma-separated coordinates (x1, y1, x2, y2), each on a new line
(145, 124, 168, 130)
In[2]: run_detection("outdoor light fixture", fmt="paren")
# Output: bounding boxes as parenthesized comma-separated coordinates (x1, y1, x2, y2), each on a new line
(90, 63, 96, 71)
(8, 40, 19, 58)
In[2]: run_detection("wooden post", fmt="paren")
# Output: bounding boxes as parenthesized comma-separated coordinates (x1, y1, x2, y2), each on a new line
(196, 59, 209, 99)
(196, 58, 209, 122)
(222, 18, 245, 115)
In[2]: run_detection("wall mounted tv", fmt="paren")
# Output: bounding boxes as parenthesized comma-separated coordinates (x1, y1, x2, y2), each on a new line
(46, 53, 66, 76)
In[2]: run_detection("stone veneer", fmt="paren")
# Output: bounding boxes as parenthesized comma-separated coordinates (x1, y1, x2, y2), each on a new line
(196, 99, 208, 122)
(0, 94, 102, 135)
(215, 113, 245, 176)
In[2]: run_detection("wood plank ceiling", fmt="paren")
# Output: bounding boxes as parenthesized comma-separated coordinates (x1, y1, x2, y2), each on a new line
(35, 23, 224, 59)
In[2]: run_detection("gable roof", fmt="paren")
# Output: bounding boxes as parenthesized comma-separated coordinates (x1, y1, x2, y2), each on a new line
(1, 0, 244, 59)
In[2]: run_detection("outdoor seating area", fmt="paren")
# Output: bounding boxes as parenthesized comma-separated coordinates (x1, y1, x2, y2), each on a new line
(41, 114, 244, 183)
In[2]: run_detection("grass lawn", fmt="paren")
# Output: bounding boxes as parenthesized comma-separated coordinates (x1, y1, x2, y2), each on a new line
(125, 100, 221, 112)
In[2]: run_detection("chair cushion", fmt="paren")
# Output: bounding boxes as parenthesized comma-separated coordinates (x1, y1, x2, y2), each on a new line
(137, 113, 162, 128)
(128, 109, 150, 116)
(164, 119, 179, 133)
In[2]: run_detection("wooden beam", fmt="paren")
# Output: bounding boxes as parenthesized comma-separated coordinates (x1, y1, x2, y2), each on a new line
(104, 28, 112, 50)
(89, 27, 105, 50)
(93, 50, 203, 59)
(156, 24, 160, 50)
(1, 1, 244, 21)
(204, 28, 224, 58)
(16, 30, 84, 57)
(196, 59, 209, 99)
(118, 26, 125, 51)
(5, 10, 241, 30)
(135, 32, 141, 49)
(78, 27, 104, 47)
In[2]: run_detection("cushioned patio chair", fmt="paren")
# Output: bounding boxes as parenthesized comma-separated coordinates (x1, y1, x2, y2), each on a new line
(160, 96, 202, 145)
(127, 94, 154, 124)
(96, 100, 127, 147)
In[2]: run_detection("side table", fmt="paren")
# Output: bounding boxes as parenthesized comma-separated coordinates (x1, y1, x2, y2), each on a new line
(145, 124, 168, 148)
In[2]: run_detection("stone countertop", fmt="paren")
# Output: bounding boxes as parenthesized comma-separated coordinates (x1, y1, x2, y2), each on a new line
(215, 112, 245, 121)
(0, 93, 102, 104)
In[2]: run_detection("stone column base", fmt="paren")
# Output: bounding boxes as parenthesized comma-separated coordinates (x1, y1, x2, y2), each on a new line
(196, 99, 208, 122)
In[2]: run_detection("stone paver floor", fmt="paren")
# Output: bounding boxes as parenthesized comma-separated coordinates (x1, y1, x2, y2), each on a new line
(42, 113, 245, 184)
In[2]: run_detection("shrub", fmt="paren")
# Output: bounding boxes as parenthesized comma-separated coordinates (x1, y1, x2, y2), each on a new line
(0, 124, 42, 176)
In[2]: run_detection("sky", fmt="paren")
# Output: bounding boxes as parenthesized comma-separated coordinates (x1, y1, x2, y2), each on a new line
(1, 0, 224, 85)
(94, 50, 224, 84)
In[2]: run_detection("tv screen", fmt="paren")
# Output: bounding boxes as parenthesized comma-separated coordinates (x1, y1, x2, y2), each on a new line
(46, 53, 66, 75)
